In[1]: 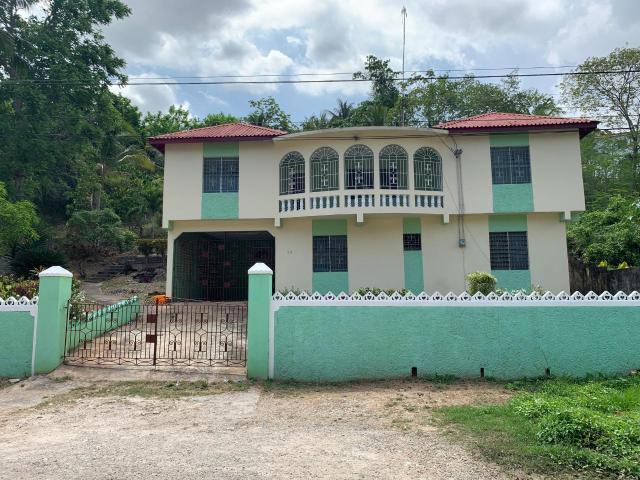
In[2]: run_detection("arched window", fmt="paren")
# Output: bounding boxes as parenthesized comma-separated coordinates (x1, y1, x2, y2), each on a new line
(344, 144, 374, 189)
(379, 144, 408, 189)
(279, 151, 305, 195)
(414, 147, 442, 191)
(310, 147, 339, 192)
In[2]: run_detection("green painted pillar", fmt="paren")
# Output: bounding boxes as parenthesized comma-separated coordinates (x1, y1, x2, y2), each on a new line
(247, 262, 273, 379)
(35, 266, 73, 374)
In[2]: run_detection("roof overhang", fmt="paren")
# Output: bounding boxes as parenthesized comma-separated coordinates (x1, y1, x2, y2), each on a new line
(148, 135, 278, 153)
(443, 122, 599, 139)
(274, 126, 449, 142)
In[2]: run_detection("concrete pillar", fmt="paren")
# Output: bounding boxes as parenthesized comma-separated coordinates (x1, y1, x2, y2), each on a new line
(247, 263, 273, 379)
(35, 266, 73, 374)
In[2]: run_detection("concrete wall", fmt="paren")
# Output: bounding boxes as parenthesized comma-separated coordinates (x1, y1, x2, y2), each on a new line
(528, 213, 570, 292)
(0, 310, 34, 377)
(162, 143, 203, 227)
(271, 304, 640, 381)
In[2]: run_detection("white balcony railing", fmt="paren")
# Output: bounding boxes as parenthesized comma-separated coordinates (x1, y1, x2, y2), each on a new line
(278, 192, 444, 216)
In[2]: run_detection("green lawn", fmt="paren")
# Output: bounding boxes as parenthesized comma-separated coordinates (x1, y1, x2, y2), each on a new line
(437, 376, 640, 479)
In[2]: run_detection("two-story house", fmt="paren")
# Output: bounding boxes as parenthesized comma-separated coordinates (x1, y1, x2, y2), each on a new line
(149, 112, 598, 301)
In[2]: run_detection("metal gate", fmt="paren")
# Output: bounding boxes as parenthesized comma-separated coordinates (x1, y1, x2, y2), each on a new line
(64, 300, 247, 367)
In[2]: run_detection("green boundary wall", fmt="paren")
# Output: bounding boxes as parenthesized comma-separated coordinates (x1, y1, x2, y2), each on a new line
(0, 310, 35, 377)
(271, 305, 640, 382)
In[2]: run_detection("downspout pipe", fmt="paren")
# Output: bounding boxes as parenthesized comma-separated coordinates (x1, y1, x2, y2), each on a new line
(454, 148, 466, 248)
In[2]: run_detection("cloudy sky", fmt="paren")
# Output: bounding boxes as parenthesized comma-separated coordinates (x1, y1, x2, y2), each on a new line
(102, 0, 640, 122)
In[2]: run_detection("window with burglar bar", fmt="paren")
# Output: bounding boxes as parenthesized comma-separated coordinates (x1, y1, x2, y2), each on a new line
(279, 151, 306, 195)
(203, 157, 239, 193)
(379, 144, 408, 189)
(344, 144, 374, 189)
(414, 147, 442, 191)
(490, 146, 531, 184)
(489, 231, 529, 270)
(313, 235, 348, 272)
(403, 233, 422, 251)
(311, 147, 339, 191)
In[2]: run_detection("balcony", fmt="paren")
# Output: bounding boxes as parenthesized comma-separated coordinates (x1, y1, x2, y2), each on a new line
(277, 191, 445, 218)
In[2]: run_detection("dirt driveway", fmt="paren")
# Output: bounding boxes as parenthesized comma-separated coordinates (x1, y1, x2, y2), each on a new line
(0, 369, 517, 479)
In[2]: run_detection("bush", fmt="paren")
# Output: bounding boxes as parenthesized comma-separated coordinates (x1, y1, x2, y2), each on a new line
(355, 287, 409, 296)
(0, 275, 38, 298)
(11, 246, 69, 277)
(466, 271, 497, 295)
(136, 238, 167, 258)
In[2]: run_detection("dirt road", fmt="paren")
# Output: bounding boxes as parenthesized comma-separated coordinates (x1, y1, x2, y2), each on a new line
(0, 371, 515, 479)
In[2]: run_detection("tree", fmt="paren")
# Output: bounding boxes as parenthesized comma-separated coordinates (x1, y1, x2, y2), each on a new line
(353, 55, 399, 108)
(302, 112, 331, 131)
(328, 99, 355, 127)
(561, 47, 640, 192)
(202, 112, 239, 126)
(245, 97, 295, 132)
(567, 195, 640, 267)
(0, 182, 39, 257)
(142, 105, 200, 137)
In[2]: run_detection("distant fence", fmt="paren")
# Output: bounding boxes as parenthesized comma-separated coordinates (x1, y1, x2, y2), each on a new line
(246, 263, 640, 382)
(570, 256, 640, 294)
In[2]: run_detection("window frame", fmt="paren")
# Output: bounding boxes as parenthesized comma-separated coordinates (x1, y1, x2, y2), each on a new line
(403, 233, 422, 251)
(413, 147, 442, 191)
(344, 144, 374, 190)
(279, 151, 306, 195)
(310, 147, 339, 192)
(489, 231, 529, 270)
(312, 235, 348, 272)
(490, 146, 531, 185)
(379, 144, 408, 190)
(203, 156, 239, 193)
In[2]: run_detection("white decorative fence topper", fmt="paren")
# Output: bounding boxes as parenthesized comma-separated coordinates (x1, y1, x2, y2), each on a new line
(0, 296, 39, 315)
(272, 290, 640, 307)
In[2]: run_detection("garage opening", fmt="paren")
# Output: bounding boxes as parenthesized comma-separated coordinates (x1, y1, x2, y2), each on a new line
(173, 231, 275, 301)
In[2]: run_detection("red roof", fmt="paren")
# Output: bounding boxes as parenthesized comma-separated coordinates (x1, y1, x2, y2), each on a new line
(149, 123, 286, 152)
(435, 112, 598, 137)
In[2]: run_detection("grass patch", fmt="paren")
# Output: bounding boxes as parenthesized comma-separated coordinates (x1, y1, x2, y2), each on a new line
(38, 379, 250, 407)
(437, 375, 640, 478)
(0, 378, 12, 390)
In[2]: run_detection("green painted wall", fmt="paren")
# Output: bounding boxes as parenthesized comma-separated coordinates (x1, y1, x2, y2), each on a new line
(247, 269, 272, 379)
(312, 219, 347, 236)
(493, 184, 534, 213)
(403, 217, 424, 292)
(0, 311, 34, 377)
(201, 192, 239, 219)
(35, 272, 72, 373)
(273, 306, 640, 381)
(491, 270, 531, 291)
(490, 133, 529, 147)
(204, 142, 239, 157)
(312, 272, 349, 294)
(488, 214, 527, 232)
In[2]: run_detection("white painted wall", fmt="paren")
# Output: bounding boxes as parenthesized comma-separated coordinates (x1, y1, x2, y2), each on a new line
(162, 143, 203, 227)
(528, 213, 570, 292)
(347, 215, 404, 291)
(530, 131, 585, 214)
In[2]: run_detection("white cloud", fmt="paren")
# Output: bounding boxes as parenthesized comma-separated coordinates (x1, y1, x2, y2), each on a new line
(110, 73, 187, 113)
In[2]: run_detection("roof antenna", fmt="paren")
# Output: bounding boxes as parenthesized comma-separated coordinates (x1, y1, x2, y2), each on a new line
(401, 6, 407, 127)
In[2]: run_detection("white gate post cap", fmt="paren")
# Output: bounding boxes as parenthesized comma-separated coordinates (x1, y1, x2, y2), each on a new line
(248, 263, 273, 275)
(38, 266, 73, 278)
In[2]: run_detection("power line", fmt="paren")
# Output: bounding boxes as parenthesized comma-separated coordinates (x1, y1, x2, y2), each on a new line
(2, 69, 639, 87)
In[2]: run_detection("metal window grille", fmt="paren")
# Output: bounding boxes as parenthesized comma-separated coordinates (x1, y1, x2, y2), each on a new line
(489, 231, 529, 270)
(279, 151, 306, 195)
(313, 235, 348, 272)
(403, 233, 422, 251)
(344, 144, 374, 189)
(414, 147, 442, 191)
(203, 157, 239, 193)
(490, 147, 531, 184)
(379, 144, 408, 189)
(311, 147, 339, 192)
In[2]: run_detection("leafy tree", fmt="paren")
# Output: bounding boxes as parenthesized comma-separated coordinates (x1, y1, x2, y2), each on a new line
(561, 47, 640, 193)
(302, 112, 331, 131)
(0, 182, 39, 257)
(353, 55, 399, 108)
(245, 97, 295, 132)
(202, 112, 239, 126)
(328, 99, 355, 127)
(142, 105, 200, 137)
(567, 196, 640, 266)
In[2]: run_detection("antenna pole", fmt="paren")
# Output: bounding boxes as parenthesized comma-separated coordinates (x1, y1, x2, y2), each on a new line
(401, 6, 407, 126)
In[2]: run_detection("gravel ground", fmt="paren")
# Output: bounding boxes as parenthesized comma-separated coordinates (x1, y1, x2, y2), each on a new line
(0, 373, 520, 479)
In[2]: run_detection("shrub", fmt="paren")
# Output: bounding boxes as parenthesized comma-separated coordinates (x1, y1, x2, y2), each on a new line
(466, 271, 497, 295)
(11, 246, 69, 278)
(0, 274, 38, 298)
(355, 287, 409, 296)
(136, 238, 167, 258)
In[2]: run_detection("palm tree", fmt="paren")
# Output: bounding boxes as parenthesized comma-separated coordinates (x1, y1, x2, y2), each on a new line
(328, 99, 354, 127)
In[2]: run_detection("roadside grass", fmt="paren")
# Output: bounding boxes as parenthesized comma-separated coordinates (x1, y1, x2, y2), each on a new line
(0, 378, 11, 390)
(38, 379, 250, 407)
(436, 375, 640, 479)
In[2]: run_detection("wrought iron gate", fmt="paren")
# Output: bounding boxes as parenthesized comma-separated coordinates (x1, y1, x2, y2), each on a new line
(64, 300, 247, 367)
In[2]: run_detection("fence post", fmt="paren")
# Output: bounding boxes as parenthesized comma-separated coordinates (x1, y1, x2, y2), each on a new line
(247, 262, 273, 379)
(34, 266, 73, 374)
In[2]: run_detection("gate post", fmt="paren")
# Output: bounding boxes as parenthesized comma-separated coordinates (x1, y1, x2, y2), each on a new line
(247, 263, 273, 379)
(35, 266, 73, 374)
